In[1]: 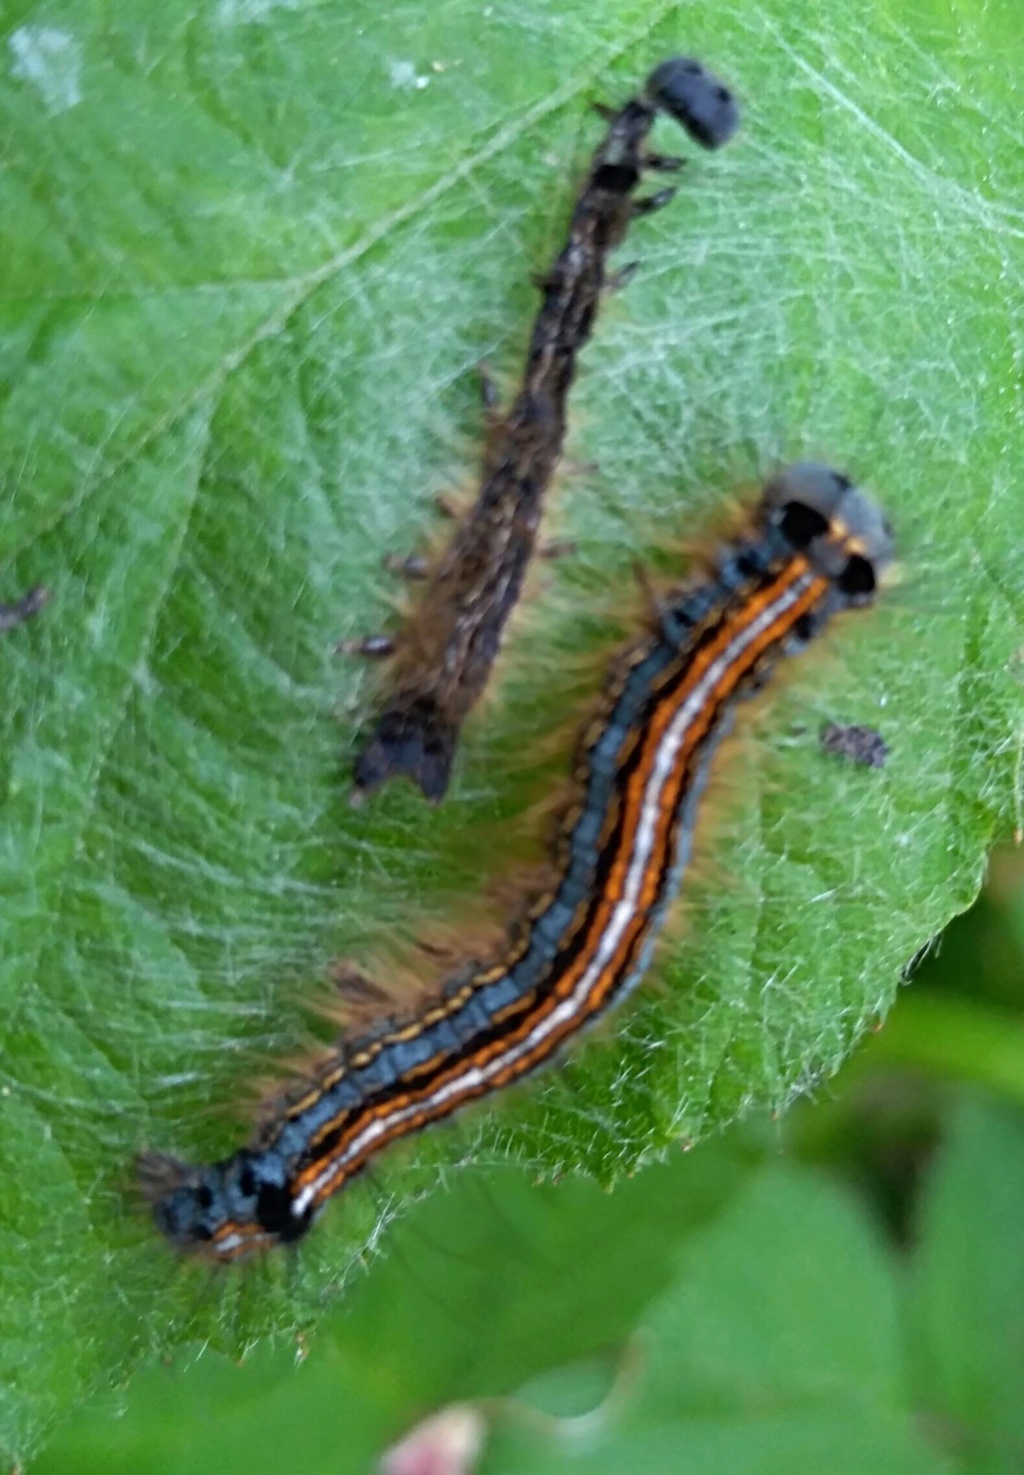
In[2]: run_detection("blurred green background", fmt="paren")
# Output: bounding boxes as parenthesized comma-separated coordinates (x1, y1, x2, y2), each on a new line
(33, 851, 1024, 1473)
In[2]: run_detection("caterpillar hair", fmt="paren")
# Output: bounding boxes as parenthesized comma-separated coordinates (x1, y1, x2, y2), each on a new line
(140, 464, 891, 1259)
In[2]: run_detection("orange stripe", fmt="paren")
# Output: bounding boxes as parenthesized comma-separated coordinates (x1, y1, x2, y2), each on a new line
(293, 562, 828, 1199)
(286, 572, 803, 1117)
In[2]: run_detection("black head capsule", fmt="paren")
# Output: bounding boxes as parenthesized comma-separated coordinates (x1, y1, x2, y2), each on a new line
(645, 57, 740, 150)
(764, 462, 894, 603)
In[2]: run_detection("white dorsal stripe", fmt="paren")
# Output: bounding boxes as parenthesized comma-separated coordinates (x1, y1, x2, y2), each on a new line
(292, 569, 814, 1218)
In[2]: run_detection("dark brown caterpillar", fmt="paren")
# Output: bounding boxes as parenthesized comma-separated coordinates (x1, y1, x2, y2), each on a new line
(349, 57, 740, 803)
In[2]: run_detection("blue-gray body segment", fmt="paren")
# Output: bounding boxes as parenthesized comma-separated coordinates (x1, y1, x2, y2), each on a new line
(273, 526, 802, 1157)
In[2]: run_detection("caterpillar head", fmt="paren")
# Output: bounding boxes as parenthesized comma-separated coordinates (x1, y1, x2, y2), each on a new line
(765, 462, 894, 603)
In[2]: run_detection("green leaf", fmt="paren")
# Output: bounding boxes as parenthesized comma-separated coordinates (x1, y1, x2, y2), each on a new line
(32, 1150, 752, 1474)
(484, 1168, 955, 1475)
(31, 1098, 1024, 1474)
(40, 1106, 1024, 1474)
(848, 990, 1024, 1104)
(2, 0, 1023, 1457)
(485, 1100, 1024, 1475)
(908, 1098, 1024, 1472)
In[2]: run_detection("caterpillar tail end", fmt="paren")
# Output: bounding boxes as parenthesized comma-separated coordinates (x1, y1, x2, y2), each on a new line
(136, 1150, 211, 1248)
(352, 698, 458, 804)
(136, 1147, 313, 1261)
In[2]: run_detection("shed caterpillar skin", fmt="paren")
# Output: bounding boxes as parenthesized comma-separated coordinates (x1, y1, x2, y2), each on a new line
(350, 57, 740, 803)
(0, 584, 49, 635)
(819, 721, 889, 769)
(139, 465, 891, 1259)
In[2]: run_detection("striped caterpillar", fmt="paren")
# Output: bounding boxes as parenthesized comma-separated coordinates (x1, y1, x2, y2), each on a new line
(349, 57, 739, 803)
(139, 465, 892, 1259)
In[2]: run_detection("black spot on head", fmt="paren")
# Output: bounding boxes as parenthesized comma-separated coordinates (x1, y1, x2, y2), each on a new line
(196, 1184, 214, 1211)
(838, 555, 877, 598)
(238, 1166, 256, 1198)
(778, 501, 830, 550)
